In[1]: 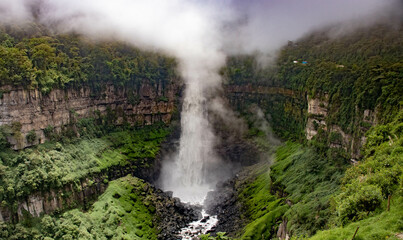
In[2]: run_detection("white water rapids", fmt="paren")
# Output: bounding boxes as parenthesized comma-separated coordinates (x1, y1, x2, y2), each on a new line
(180, 210, 218, 239)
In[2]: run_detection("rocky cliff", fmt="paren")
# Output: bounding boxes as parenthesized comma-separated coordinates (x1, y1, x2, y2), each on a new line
(0, 80, 180, 149)
(224, 84, 306, 141)
(225, 84, 377, 159)
(305, 94, 377, 160)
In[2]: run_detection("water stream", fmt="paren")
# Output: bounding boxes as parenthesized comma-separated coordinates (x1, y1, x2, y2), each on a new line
(179, 210, 218, 239)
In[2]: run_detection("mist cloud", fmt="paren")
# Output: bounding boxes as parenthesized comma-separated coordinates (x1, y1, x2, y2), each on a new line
(1, 0, 401, 65)
(225, 0, 402, 61)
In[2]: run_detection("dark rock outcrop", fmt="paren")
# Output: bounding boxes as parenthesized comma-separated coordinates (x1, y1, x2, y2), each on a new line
(139, 184, 201, 240)
(205, 178, 243, 236)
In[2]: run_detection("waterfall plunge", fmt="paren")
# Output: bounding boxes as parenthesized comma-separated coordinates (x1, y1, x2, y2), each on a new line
(159, 66, 228, 204)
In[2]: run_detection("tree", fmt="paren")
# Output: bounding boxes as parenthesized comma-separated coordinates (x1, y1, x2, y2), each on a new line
(0, 46, 34, 86)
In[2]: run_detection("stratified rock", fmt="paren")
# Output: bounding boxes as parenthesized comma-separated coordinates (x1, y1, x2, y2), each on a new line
(0, 82, 180, 149)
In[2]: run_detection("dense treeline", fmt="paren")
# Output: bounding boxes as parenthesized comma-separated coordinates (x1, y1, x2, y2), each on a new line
(277, 24, 402, 130)
(0, 24, 178, 94)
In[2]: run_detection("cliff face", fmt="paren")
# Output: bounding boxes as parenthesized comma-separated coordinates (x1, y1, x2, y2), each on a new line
(305, 95, 328, 140)
(225, 84, 377, 160)
(305, 94, 377, 159)
(0, 174, 107, 222)
(0, 81, 180, 149)
(224, 84, 306, 141)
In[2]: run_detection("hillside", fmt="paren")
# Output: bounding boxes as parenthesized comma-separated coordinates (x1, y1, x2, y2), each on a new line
(206, 23, 403, 239)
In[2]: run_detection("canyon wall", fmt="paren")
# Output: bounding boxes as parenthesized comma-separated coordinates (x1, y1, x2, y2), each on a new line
(305, 94, 377, 160)
(0, 81, 378, 222)
(0, 80, 180, 149)
(225, 84, 306, 141)
(225, 84, 377, 160)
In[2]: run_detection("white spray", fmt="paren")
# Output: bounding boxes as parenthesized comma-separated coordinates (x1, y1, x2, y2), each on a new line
(159, 61, 229, 204)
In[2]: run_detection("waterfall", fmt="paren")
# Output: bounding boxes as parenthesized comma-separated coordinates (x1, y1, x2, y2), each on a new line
(159, 65, 226, 204)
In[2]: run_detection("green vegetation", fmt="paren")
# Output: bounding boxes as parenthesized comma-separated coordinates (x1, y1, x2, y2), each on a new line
(233, 116, 402, 239)
(271, 142, 345, 236)
(25, 130, 36, 144)
(221, 142, 345, 239)
(230, 93, 306, 141)
(200, 232, 232, 240)
(238, 112, 402, 239)
(307, 197, 403, 240)
(0, 175, 158, 240)
(331, 110, 403, 226)
(239, 163, 287, 240)
(0, 24, 177, 94)
(277, 29, 402, 132)
(0, 123, 170, 211)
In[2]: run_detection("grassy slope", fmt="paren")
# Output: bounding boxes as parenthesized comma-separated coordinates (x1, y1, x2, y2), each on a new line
(230, 134, 401, 240)
(88, 175, 157, 239)
(238, 163, 287, 240)
(307, 197, 403, 240)
(233, 141, 345, 239)
(239, 120, 403, 239)
(306, 111, 403, 240)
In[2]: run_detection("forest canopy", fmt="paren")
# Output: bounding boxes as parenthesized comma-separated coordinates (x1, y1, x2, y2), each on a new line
(0, 24, 178, 94)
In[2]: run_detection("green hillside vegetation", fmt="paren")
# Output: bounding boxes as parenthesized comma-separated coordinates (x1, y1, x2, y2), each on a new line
(307, 197, 403, 240)
(0, 24, 178, 94)
(0, 175, 158, 240)
(211, 24, 403, 240)
(222, 24, 403, 139)
(238, 163, 287, 239)
(0, 123, 170, 212)
(301, 111, 403, 240)
(276, 25, 403, 132)
(205, 111, 402, 239)
(235, 142, 345, 239)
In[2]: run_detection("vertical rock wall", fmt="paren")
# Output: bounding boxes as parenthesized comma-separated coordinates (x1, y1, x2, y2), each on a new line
(305, 94, 377, 159)
(0, 81, 181, 149)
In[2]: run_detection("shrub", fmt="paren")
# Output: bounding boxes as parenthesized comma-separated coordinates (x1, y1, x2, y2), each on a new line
(43, 125, 55, 139)
(0, 127, 9, 150)
(336, 183, 383, 224)
(26, 130, 37, 144)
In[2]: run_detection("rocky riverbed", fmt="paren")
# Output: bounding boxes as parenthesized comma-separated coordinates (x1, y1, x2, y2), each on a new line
(179, 210, 218, 239)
